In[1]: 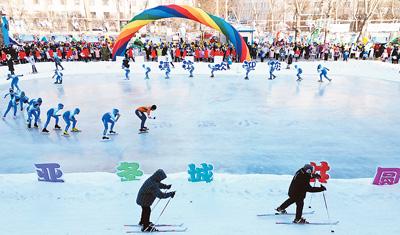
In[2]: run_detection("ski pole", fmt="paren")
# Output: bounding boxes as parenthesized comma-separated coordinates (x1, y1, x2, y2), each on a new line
(152, 189, 168, 211)
(151, 197, 172, 232)
(308, 181, 317, 208)
(322, 189, 335, 233)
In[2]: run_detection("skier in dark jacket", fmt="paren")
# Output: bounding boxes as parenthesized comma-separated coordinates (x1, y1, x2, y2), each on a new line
(276, 164, 326, 224)
(6, 54, 15, 75)
(136, 169, 175, 232)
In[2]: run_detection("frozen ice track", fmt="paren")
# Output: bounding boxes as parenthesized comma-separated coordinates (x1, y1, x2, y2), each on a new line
(0, 61, 399, 178)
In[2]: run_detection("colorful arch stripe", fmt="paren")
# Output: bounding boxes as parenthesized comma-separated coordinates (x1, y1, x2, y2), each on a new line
(112, 4, 251, 62)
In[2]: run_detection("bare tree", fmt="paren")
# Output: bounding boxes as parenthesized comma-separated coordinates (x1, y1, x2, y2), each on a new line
(267, 0, 275, 31)
(322, 0, 335, 43)
(83, 0, 91, 31)
(115, 0, 120, 30)
(293, 0, 307, 42)
(356, 0, 381, 42)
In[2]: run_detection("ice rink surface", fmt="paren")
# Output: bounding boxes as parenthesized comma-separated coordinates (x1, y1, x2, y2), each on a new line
(1, 61, 399, 177)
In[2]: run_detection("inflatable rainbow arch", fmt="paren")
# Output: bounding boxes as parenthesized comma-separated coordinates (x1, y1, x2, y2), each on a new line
(112, 4, 251, 62)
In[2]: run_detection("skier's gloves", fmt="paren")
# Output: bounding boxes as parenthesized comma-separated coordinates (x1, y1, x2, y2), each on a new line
(166, 184, 172, 189)
(169, 191, 176, 198)
(320, 185, 326, 191)
(312, 173, 321, 179)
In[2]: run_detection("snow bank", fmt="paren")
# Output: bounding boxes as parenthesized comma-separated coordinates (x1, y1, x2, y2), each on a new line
(0, 172, 398, 235)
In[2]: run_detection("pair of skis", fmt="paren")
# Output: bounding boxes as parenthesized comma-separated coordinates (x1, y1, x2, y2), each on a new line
(257, 211, 339, 225)
(124, 223, 187, 233)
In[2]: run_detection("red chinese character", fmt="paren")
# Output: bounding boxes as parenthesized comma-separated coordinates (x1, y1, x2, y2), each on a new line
(310, 161, 330, 183)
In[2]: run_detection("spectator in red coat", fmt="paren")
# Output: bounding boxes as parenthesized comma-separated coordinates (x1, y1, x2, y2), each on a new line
(174, 47, 181, 62)
(35, 50, 41, 61)
(57, 49, 62, 59)
(151, 48, 157, 61)
(1, 51, 7, 63)
(194, 48, 200, 62)
(210, 49, 215, 63)
(48, 49, 54, 60)
(182, 49, 187, 59)
(128, 48, 134, 62)
(204, 48, 209, 62)
(18, 50, 27, 64)
(66, 49, 73, 61)
(82, 47, 90, 62)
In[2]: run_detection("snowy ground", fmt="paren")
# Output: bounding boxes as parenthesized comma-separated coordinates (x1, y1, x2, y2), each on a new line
(0, 60, 399, 177)
(0, 172, 399, 235)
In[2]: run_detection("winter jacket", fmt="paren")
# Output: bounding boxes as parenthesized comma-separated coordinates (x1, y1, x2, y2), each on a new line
(101, 46, 110, 61)
(288, 169, 324, 200)
(122, 59, 129, 68)
(7, 59, 14, 72)
(136, 169, 172, 207)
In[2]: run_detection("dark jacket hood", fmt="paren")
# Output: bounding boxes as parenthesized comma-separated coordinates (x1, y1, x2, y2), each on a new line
(151, 169, 167, 182)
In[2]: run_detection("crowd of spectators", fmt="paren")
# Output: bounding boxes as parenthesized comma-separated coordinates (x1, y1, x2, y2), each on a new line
(0, 37, 398, 67)
(0, 41, 112, 65)
(247, 41, 399, 64)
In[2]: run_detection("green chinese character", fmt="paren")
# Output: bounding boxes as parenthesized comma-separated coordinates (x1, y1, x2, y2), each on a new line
(116, 162, 143, 181)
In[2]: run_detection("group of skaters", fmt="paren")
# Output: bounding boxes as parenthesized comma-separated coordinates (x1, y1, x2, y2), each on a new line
(137, 163, 326, 232)
(2, 59, 159, 139)
(2, 85, 81, 136)
(100, 105, 157, 140)
(123, 48, 333, 83)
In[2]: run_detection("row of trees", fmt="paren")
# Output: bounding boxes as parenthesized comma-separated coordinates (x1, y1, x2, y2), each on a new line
(0, 0, 398, 40)
(200, 0, 400, 42)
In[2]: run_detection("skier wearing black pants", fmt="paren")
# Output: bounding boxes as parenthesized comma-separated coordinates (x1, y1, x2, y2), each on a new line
(136, 169, 175, 232)
(6, 55, 15, 75)
(276, 164, 326, 224)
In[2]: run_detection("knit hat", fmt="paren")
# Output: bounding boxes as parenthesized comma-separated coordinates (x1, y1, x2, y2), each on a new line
(303, 164, 314, 174)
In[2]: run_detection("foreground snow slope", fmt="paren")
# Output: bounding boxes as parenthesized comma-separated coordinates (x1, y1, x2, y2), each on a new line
(0, 172, 398, 235)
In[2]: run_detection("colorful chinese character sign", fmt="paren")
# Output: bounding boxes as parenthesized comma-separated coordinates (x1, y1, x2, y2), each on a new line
(188, 163, 214, 183)
(373, 167, 400, 185)
(310, 161, 330, 183)
(116, 162, 143, 181)
(35, 163, 64, 183)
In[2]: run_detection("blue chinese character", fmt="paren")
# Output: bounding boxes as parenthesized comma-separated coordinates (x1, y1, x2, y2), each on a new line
(208, 62, 227, 78)
(35, 163, 64, 182)
(159, 61, 171, 79)
(188, 163, 214, 183)
(142, 64, 151, 79)
(268, 60, 281, 80)
(242, 60, 257, 80)
(182, 59, 195, 77)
